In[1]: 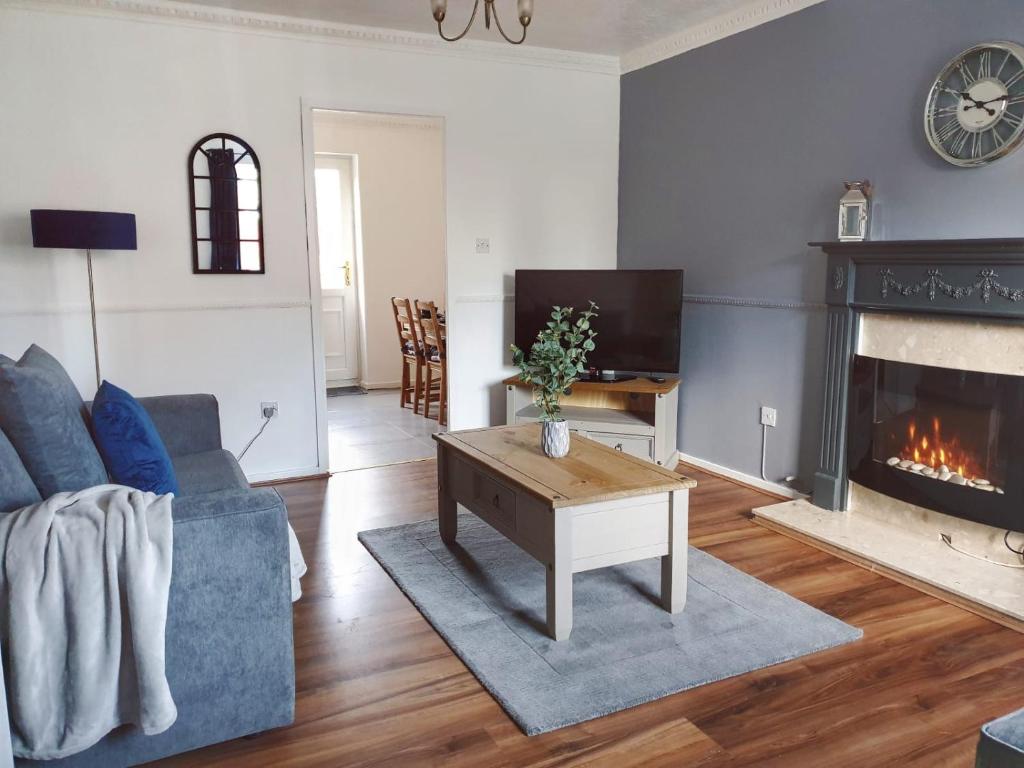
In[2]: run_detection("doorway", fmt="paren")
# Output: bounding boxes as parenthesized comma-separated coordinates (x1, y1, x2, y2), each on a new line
(308, 108, 447, 473)
(314, 154, 361, 388)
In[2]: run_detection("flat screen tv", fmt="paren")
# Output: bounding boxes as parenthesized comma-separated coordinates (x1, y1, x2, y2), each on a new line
(514, 269, 684, 375)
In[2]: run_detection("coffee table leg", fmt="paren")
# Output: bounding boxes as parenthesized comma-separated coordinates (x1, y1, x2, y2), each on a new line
(547, 509, 572, 640)
(437, 446, 457, 544)
(661, 489, 688, 613)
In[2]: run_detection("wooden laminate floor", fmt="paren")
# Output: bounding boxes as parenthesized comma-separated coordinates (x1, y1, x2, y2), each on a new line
(155, 462, 1024, 767)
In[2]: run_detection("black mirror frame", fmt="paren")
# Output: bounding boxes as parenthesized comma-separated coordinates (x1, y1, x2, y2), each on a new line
(188, 132, 265, 275)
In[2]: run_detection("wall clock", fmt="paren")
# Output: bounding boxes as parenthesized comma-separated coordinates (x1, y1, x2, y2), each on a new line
(925, 41, 1024, 167)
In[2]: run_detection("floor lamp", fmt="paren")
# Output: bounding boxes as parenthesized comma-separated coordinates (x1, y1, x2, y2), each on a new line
(30, 209, 137, 392)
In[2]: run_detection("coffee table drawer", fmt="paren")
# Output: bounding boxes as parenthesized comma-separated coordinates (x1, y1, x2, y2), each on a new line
(587, 432, 654, 461)
(473, 473, 517, 531)
(447, 456, 517, 535)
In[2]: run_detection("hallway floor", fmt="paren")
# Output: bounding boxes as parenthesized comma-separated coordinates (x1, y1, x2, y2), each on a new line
(327, 389, 443, 472)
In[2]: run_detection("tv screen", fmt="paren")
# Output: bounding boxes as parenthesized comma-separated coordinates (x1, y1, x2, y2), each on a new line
(514, 269, 684, 374)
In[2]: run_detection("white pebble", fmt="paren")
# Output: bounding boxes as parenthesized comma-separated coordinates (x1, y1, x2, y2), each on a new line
(949, 474, 967, 485)
(939, 465, 949, 474)
(898, 460, 913, 469)
(996, 487, 1005, 495)
(977, 484, 995, 492)
(910, 463, 926, 472)
(886, 457, 900, 466)
(975, 479, 991, 487)
(938, 472, 952, 482)
(921, 467, 937, 477)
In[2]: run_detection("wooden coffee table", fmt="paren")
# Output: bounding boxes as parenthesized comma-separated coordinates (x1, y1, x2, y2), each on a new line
(433, 424, 696, 640)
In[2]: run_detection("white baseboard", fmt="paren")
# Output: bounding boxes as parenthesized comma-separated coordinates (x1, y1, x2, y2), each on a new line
(676, 452, 806, 500)
(359, 380, 401, 390)
(245, 464, 326, 484)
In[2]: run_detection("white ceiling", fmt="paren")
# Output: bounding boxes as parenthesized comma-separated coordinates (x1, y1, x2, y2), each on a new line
(182, 0, 802, 58)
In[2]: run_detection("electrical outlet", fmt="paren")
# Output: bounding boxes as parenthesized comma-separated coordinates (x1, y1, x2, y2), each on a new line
(760, 406, 777, 428)
(475, 237, 491, 254)
(261, 401, 279, 419)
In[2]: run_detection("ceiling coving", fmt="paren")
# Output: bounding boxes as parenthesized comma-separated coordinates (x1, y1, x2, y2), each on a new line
(431, 0, 533, 45)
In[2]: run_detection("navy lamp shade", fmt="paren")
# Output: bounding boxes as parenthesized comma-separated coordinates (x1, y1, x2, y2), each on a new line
(30, 210, 137, 250)
(29, 209, 137, 392)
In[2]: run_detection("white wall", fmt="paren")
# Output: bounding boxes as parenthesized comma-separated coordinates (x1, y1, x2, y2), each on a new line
(313, 111, 446, 390)
(0, 3, 619, 481)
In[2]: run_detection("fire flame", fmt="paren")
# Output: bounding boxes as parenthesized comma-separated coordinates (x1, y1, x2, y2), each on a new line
(897, 416, 984, 480)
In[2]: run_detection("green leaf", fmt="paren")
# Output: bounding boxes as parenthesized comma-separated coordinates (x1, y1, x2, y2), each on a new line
(515, 302, 598, 418)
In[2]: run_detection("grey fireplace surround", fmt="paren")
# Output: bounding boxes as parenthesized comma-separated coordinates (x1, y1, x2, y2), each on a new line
(812, 238, 1024, 511)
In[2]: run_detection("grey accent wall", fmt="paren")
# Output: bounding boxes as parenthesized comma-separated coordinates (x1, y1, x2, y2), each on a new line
(618, 0, 1024, 488)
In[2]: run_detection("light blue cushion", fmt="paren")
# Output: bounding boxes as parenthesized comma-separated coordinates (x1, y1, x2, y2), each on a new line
(91, 381, 179, 495)
(0, 427, 41, 513)
(0, 345, 107, 497)
(978, 706, 1024, 767)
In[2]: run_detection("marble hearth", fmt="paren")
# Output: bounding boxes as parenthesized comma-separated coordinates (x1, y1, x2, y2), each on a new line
(753, 239, 1024, 629)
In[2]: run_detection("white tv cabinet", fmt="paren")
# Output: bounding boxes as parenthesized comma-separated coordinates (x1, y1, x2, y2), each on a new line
(504, 376, 680, 469)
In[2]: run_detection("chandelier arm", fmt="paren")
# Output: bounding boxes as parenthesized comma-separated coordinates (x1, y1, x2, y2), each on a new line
(489, 2, 528, 45)
(436, 0, 481, 42)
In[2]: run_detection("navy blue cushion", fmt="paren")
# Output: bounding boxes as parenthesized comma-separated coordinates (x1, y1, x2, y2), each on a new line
(0, 427, 41, 513)
(91, 381, 179, 495)
(0, 344, 108, 497)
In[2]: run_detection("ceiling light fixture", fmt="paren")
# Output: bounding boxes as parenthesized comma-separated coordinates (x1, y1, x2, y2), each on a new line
(430, 0, 533, 45)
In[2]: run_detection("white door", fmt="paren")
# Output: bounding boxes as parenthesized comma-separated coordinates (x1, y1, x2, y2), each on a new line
(314, 155, 360, 385)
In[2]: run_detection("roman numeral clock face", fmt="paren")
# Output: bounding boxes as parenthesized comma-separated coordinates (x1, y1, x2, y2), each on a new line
(925, 42, 1024, 167)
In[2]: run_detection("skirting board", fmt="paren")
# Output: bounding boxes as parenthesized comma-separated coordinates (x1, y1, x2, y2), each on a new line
(677, 452, 805, 501)
(359, 380, 401, 390)
(251, 470, 330, 487)
(246, 465, 327, 484)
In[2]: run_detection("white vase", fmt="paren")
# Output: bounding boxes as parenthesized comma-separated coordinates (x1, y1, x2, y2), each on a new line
(541, 420, 570, 458)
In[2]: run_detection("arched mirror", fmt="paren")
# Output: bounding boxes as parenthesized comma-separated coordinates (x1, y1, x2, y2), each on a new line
(188, 133, 264, 274)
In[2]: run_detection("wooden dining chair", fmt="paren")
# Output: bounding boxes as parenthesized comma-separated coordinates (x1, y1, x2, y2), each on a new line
(391, 297, 424, 413)
(415, 299, 447, 426)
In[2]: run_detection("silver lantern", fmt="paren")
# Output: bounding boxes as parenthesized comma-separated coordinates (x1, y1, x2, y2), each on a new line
(838, 180, 871, 241)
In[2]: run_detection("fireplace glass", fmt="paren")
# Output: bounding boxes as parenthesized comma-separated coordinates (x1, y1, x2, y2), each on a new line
(848, 355, 1024, 532)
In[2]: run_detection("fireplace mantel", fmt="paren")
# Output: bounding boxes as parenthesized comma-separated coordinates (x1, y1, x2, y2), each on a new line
(815, 238, 1024, 322)
(811, 238, 1024, 510)
(812, 238, 1024, 256)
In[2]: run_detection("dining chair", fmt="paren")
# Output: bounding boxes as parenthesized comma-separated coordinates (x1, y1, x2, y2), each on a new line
(415, 299, 447, 426)
(390, 297, 424, 413)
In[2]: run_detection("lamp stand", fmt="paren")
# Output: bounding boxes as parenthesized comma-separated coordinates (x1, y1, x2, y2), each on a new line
(86, 248, 101, 391)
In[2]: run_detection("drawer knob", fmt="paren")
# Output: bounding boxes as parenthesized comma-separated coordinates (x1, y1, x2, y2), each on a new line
(615, 443, 623, 452)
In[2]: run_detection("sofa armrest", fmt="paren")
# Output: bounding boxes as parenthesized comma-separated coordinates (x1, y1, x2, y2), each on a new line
(163, 486, 295, 750)
(139, 394, 222, 458)
(172, 487, 283, 524)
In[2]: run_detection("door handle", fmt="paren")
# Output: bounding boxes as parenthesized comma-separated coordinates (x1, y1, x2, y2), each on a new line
(343, 261, 352, 287)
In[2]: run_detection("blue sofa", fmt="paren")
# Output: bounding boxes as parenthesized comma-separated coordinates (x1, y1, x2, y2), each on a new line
(3, 394, 296, 767)
(978, 707, 1024, 768)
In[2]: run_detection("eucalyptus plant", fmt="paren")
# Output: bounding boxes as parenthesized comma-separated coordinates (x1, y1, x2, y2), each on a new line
(510, 302, 598, 422)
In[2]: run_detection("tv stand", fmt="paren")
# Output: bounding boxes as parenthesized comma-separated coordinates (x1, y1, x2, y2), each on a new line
(503, 376, 680, 469)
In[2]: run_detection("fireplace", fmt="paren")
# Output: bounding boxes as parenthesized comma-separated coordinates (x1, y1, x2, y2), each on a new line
(752, 239, 1024, 630)
(847, 355, 1024, 532)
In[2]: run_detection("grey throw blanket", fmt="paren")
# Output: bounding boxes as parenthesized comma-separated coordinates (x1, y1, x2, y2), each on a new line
(0, 485, 177, 760)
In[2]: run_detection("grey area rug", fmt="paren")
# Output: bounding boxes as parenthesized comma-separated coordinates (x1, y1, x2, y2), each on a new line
(358, 515, 862, 736)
